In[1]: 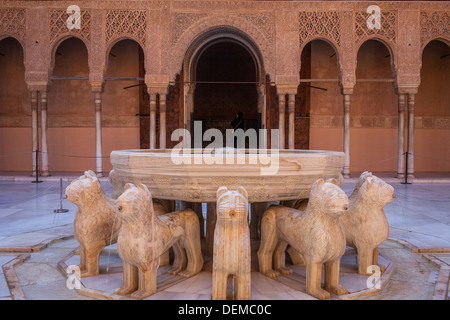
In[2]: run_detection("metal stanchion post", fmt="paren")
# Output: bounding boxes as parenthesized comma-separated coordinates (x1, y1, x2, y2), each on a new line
(31, 149, 43, 184)
(54, 178, 69, 213)
(402, 152, 410, 185)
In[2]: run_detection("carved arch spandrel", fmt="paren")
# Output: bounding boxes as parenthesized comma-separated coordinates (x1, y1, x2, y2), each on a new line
(0, 7, 26, 48)
(420, 11, 450, 52)
(48, 8, 91, 75)
(104, 9, 147, 52)
(166, 13, 275, 83)
(354, 9, 397, 72)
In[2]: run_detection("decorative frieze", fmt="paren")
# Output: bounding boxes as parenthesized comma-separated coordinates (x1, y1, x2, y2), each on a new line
(172, 12, 208, 46)
(355, 10, 396, 46)
(299, 11, 341, 48)
(49, 8, 91, 44)
(105, 10, 146, 46)
(420, 11, 449, 48)
(0, 8, 26, 42)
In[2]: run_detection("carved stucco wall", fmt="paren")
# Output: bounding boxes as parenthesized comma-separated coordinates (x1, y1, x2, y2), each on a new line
(420, 10, 450, 50)
(0, 7, 25, 45)
(0, 1, 449, 174)
(0, 2, 448, 90)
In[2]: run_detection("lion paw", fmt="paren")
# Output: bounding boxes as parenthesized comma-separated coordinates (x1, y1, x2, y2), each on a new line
(80, 270, 98, 278)
(114, 285, 137, 296)
(130, 289, 153, 300)
(327, 284, 348, 296)
(277, 267, 293, 275)
(167, 268, 182, 276)
(177, 270, 196, 278)
(263, 269, 280, 278)
(308, 288, 331, 300)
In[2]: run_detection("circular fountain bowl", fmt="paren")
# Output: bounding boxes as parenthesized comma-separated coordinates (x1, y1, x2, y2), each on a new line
(110, 148, 345, 203)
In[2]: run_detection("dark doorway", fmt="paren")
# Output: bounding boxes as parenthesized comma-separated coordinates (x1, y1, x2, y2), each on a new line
(193, 41, 258, 146)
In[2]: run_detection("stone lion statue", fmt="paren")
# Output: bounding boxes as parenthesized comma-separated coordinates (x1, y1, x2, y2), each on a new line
(114, 183, 203, 299)
(341, 171, 394, 275)
(65, 170, 121, 277)
(212, 186, 251, 300)
(258, 178, 349, 300)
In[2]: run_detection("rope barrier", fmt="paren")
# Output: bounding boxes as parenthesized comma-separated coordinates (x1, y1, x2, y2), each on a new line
(46, 152, 110, 159)
(0, 150, 449, 163)
(0, 150, 109, 159)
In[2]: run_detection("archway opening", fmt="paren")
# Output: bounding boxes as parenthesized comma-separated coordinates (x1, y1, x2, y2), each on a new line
(193, 40, 258, 146)
(303, 39, 340, 151)
(0, 37, 28, 172)
(49, 37, 92, 172)
(415, 40, 450, 173)
(103, 39, 143, 167)
(353, 39, 397, 173)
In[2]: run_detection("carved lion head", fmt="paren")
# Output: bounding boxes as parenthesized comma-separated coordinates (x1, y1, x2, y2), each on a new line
(308, 178, 349, 218)
(216, 186, 249, 222)
(359, 175, 394, 207)
(116, 183, 154, 222)
(65, 170, 103, 206)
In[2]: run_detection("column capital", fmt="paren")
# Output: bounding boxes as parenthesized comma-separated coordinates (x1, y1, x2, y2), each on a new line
(147, 85, 169, 96)
(276, 84, 298, 95)
(26, 81, 49, 93)
(146, 74, 170, 95)
(395, 85, 419, 95)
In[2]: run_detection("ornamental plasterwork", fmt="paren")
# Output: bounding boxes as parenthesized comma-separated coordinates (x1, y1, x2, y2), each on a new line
(0, 8, 26, 43)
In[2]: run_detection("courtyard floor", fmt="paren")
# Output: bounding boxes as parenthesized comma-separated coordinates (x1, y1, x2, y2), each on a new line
(0, 174, 449, 301)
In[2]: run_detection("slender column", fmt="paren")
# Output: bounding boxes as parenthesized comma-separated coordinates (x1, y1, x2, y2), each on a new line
(159, 94, 166, 149)
(288, 94, 295, 149)
(407, 94, 415, 178)
(343, 93, 351, 177)
(278, 94, 286, 149)
(258, 84, 267, 148)
(397, 94, 406, 178)
(40, 90, 49, 176)
(30, 91, 39, 176)
(206, 202, 217, 256)
(149, 93, 157, 149)
(94, 91, 103, 176)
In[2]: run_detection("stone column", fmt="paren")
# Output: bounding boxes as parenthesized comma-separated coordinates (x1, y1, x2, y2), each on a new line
(206, 202, 217, 256)
(407, 93, 415, 179)
(93, 90, 103, 176)
(30, 91, 39, 176)
(257, 84, 267, 147)
(159, 93, 166, 149)
(184, 84, 195, 132)
(149, 93, 157, 149)
(343, 92, 351, 177)
(40, 90, 49, 176)
(397, 93, 407, 179)
(288, 94, 295, 149)
(278, 94, 286, 149)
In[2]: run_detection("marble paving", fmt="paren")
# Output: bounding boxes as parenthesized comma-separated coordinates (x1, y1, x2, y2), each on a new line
(58, 248, 395, 300)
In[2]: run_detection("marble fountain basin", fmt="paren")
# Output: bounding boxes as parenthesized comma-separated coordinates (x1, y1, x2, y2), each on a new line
(110, 148, 345, 203)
